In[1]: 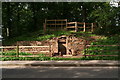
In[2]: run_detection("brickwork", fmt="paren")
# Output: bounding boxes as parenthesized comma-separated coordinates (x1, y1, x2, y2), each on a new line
(15, 35, 90, 56)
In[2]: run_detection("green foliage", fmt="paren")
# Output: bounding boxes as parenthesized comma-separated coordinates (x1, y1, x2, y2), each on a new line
(3, 2, 120, 40)
(89, 3, 120, 35)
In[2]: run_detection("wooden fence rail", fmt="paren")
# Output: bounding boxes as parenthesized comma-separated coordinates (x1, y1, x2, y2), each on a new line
(84, 45, 120, 57)
(66, 22, 94, 32)
(43, 19, 96, 33)
(86, 44, 120, 47)
(0, 44, 119, 58)
(0, 46, 50, 48)
(46, 19, 67, 21)
(0, 45, 51, 57)
(44, 19, 67, 33)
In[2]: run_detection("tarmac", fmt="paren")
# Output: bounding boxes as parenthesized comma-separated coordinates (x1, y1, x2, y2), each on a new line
(0, 60, 120, 67)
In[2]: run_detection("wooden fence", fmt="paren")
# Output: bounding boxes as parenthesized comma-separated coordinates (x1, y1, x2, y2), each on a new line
(0, 45, 119, 58)
(0, 45, 52, 57)
(43, 19, 96, 33)
(67, 22, 95, 32)
(84, 45, 120, 57)
(43, 19, 67, 33)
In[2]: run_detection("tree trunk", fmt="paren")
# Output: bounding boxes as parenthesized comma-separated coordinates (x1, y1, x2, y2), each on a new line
(32, 3, 37, 31)
(82, 3, 87, 22)
(16, 3, 20, 36)
(7, 3, 11, 38)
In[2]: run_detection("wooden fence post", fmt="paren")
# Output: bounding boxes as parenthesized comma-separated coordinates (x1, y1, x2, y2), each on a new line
(55, 19, 56, 30)
(44, 19, 47, 34)
(7, 28, 9, 37)
(84, 40, 86, 58)
(65, 19, 67, 31)
(1, 48, 4, 53)
(83, 22, 86, 32)
(43, 23, 46, 34)
(16, 45, 19, 57)
(49, 44, 52, 57)
(66, 36, 68, 55)
(1, 47, 4, 54)
(75, 22, 78, 32)
(91, 23, 94, 32)
(61, 20, 62, 30)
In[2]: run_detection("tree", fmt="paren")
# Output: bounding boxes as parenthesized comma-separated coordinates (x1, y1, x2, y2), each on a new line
(89, 2, 120, 35)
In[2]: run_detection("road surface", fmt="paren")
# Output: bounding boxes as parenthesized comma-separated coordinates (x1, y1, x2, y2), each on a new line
(1, 66, 119, 78)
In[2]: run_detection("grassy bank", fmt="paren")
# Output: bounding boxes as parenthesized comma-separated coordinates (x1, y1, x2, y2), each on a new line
(2, 31, 120, 60)
(3, 30, 71, 45)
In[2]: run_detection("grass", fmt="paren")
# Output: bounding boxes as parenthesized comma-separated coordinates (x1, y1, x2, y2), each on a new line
(3, 30, 71, 45)
(1, 56, 119, 61)
(1, 52, 33, 56)
(1, 50, 119, 61)
(3, 30, 101, 45)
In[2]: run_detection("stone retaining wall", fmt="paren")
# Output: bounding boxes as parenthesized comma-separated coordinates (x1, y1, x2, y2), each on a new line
(16, 40, 58, 56)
